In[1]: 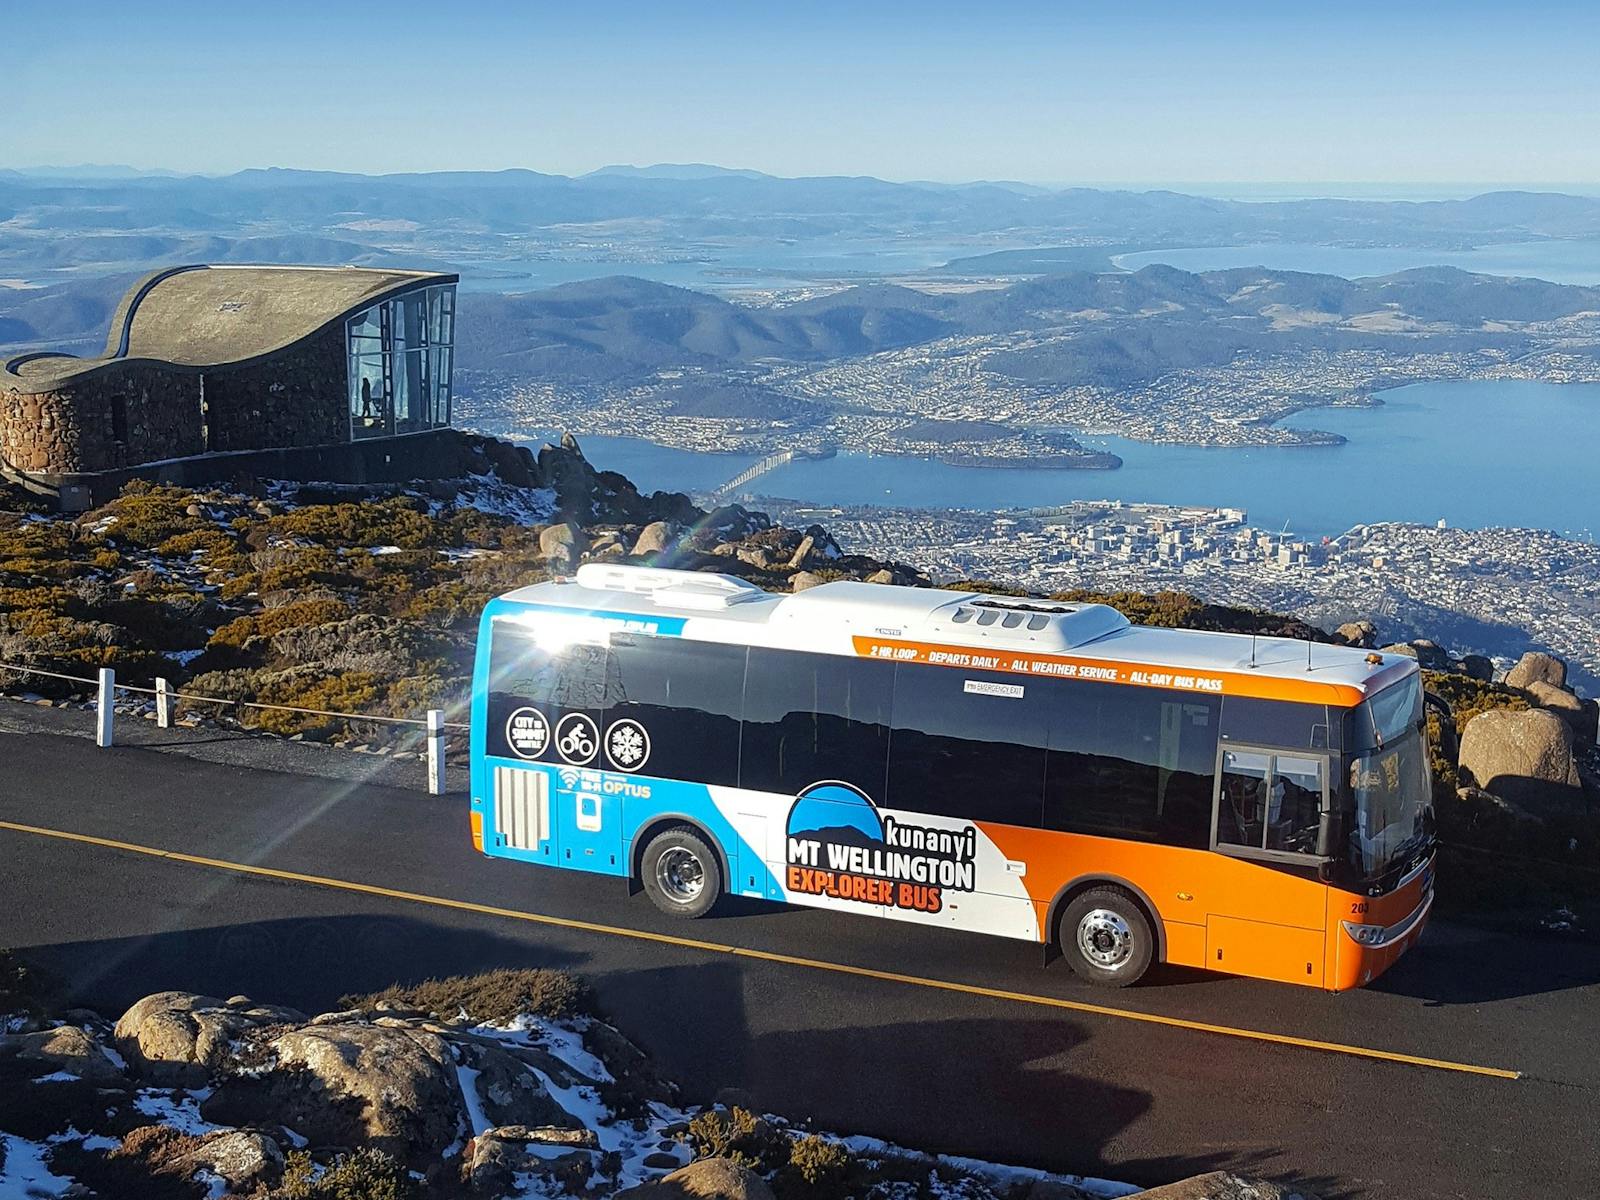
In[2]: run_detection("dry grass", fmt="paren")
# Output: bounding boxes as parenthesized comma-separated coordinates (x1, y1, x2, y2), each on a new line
(340, 967, 592, 1024)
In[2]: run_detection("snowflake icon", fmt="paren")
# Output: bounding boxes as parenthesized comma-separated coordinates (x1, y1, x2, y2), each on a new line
(606, 719, 650, 770)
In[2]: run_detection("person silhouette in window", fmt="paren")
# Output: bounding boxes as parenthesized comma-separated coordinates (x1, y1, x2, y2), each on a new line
(360, 377, 376, 426)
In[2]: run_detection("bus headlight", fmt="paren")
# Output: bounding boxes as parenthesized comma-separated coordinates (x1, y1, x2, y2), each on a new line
(1341, 920, 1386, 946)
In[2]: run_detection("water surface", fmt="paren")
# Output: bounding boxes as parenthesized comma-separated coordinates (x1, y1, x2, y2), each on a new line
(540, 380, 1600, 538)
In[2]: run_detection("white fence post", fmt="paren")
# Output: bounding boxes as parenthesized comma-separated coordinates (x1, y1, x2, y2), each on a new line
(426, 709, 446, 795)
(155, 677, 171, 729)
(96, 667, 115, 748)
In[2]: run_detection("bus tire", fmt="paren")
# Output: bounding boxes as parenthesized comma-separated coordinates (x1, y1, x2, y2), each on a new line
(639, 826, 722, 919)
(1059, 887, 1153, 987)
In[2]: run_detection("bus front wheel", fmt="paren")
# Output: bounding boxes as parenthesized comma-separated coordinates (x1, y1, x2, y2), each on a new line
(1059, 887, 1153, 987)
(640, 827, 722, 919)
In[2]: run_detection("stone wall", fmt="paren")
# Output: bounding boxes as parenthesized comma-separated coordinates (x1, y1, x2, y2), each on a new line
(0, 323, 349, 475)
(0, 361, 204, 473)
(43, 428, 533, 508)
(204, 324, 348, 453)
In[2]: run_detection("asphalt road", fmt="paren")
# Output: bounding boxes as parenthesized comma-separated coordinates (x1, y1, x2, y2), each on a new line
(2, 711, 1596, 1198)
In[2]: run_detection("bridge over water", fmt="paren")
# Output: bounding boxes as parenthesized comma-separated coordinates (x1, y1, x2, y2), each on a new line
(709, 446, 835, 501)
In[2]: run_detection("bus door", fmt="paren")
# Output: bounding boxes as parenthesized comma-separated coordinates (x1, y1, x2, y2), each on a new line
(1207, 744, 1332, 985)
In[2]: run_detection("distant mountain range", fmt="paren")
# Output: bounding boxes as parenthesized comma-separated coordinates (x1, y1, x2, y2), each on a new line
(446, 265, 1600, 388)
(8, 264, 1600, 393)
(6, 167, 1600, 264)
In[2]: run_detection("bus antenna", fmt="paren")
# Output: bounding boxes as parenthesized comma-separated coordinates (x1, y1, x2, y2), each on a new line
(1249, 633, 1257, 669)
(1306, 639, 1314, 672)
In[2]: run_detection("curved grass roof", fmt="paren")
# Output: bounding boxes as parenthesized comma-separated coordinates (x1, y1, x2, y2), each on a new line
(3, 264, 457, 390)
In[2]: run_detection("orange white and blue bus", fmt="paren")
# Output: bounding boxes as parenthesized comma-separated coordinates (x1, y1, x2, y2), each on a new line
(468, 564, 1435, 989)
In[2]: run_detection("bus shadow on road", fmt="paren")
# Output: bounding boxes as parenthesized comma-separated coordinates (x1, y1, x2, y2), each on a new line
(1367, 921, 1600, 1005)
(15, 913, 595, 1018)
(593, 957, 1357, 1196)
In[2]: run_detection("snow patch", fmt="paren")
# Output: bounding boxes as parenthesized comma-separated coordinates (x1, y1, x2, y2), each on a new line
(0, 1131, 75, 1196)
(133, 1087, 220, 1136)
(456, 1063, 492, 1138)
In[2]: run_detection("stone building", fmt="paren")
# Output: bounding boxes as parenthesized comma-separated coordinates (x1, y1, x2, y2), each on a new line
(0, 264, 458, 508)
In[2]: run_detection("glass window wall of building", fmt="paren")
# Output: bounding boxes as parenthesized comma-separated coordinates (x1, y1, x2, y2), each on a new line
(346, 283, 455, 440)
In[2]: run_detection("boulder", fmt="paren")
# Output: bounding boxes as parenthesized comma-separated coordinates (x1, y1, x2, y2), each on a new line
(1505, 651, 1567, 691)
(865, 568, 897, 585)
(1334, 620, 1377, 648)
(457, 1039, 580, 1130)
(789, 571, 824, 593)
(113, 992, 304, 1086)
(1414, 640, 1454, 671)
(1377, 640, 1452, 670)
(615, 1157, 777, 1200)
(464, 1126, 598, 1195)
(536, 439, 601, 515)
(1460, 654, 1495, 682)
(202, 1022, 462, 1167)
(173, 1130, 284, 1191)
(633, 521, 677, 558)
(0, 1024, 125, 1084)
(540, 522, 586, 572)
(580, 1018, 676, 1105)
(735, 546, 772, 570)
(1132, 1173, 1319, 1199)
(800, 524, 842, 562)
(1526, 681, 1591, 736)
(785, 534, 819, 570)
(703, 505, 769, 541)
(1458, 708, 1584, 815)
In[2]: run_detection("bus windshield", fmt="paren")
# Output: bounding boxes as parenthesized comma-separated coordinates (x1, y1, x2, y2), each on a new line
(1345, 678, 1434, 880)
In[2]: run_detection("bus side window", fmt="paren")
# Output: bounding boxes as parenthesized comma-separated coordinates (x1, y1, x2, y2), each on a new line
(1217, 750, 1326, 856)
(1217, 749, 1271, 849)
(485, 626, 611, 762)
(1044, 684, 1217, 849)
(740, 648, 892, 799)
(608, 636, 746, 787)
(885, 663, 1046, 828)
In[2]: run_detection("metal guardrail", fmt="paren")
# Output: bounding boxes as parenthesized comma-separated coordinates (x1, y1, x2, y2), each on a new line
(0, 661, 466, 795)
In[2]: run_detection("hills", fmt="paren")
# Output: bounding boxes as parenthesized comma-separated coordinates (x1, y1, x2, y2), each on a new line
(8, 262, 1599, 396)
(449, 265, 1600, 388)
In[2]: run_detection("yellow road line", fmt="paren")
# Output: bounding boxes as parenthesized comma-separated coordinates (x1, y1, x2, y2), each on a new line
(0, 818, 1522, 1081)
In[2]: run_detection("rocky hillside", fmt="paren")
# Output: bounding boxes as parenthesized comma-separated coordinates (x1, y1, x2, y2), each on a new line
(0, 433, 1594, 924)
(0, 433, 926, 738)
(0, 961, 1315, 1200)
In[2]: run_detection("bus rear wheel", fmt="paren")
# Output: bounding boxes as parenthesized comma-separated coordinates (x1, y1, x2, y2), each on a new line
(1059, 887, 1153, 987)
(640, 826, 722, 919)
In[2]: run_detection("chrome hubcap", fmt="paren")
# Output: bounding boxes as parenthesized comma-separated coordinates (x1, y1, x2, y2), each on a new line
(655, 847, 705, 904)
(1076, 908, 1135, 970)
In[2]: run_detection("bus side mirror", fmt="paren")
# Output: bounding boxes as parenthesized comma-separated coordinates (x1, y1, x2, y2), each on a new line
(1315, 807, 1340, 860)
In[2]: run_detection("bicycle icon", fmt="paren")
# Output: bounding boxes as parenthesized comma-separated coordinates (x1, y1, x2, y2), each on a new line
(554, 713, 599, 766)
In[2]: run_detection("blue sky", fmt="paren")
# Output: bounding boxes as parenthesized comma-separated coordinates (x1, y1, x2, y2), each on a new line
(3, 1, 1597, 183)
